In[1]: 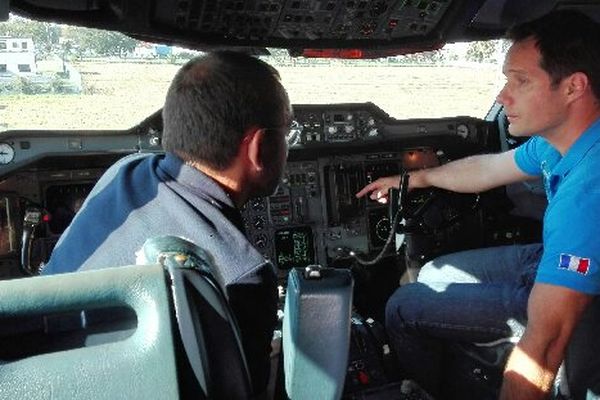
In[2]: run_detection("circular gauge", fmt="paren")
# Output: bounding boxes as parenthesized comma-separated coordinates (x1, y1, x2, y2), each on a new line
(253, 216, 266, 230)
(375, 217, 391, 241)
(456, 124, 470, 139)
(0, 143, 15, 165)
(250, 198, 265, 211)
(254, 233, 268, 249)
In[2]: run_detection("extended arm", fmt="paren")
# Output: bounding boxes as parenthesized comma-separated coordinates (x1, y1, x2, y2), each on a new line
(356, 149, 534, 202)
(500, 283, 593, 399)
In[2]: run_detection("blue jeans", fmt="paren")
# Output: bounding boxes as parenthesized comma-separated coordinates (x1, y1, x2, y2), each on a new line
(386, 243, 600, 399)
(385, 244, 542, 396)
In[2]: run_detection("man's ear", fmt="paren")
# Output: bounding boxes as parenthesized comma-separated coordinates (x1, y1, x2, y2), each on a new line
(244, 127, 266, 173)
(565, 72, 589, 102)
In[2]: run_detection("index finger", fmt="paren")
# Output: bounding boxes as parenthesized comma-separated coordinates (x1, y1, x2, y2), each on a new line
(356, 182, 379, 198)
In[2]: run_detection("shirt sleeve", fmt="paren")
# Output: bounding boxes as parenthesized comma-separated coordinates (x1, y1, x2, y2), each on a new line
(535, 189, 600, 294)
(514, 136, 543, 176)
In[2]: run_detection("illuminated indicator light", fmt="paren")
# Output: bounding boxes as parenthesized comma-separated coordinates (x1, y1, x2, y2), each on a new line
(42, 214, 51, 222)
(300, 43, 444, 59)
(302, 49, 364, 59)
(358, 371, 370, 384)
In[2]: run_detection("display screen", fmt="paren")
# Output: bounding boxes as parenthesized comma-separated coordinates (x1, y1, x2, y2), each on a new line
(324, 164, 364, 226)
(274, 226, 315, 269)
(45, 184, 94, 234)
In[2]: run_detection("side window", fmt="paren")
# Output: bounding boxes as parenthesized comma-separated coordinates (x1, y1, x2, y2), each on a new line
(22, 42, 28, 49)
(0, 65, 6, 73)
(18, 64, 31, 72)
(0, 42, 6, 50)
(12, 42, 18, 48)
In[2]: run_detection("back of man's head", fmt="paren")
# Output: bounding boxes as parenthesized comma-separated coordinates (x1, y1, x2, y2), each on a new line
(507, 9, 600, 101)
(162, 51, 289, 169)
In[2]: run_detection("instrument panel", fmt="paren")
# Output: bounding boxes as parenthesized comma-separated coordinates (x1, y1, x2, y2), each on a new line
(0, 103, 494, 278)
(241, 149, 439, 275)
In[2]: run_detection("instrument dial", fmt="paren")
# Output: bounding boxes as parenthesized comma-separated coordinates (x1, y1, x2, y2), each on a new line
(0, 143, 15, 165)
(253, 216, 266, 230)
(456, 124, 470, 139)
(251, 198, 266, 211)
(254, 233, 268, 249)
(375, 217, 391, 241)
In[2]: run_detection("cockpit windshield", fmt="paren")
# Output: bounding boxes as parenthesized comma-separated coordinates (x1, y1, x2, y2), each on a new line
(0, 15, 507, 132)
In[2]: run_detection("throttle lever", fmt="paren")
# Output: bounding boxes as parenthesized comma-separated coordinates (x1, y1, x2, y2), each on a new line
(21, 207, 44, 275)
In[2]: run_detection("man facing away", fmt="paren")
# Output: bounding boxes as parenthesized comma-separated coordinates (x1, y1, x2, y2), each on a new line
(356, 10, 600, 400)
(43, 51, 292, 396)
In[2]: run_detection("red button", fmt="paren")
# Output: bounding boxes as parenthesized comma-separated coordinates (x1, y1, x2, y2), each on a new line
(358, 371, 370, 385)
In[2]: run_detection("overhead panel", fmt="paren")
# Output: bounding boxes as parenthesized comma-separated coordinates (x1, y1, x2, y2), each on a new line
(151, 0, 452, 43)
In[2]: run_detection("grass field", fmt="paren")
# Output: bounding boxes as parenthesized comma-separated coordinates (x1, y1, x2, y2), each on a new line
(0, 61, 504, 131)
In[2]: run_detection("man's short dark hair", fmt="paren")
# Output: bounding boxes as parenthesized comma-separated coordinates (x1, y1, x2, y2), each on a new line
(507, 9, 600, 101)
(162, 51, 289, 169)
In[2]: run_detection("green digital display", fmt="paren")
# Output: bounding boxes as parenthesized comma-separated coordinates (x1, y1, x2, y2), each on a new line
(274, 226, 315, 269)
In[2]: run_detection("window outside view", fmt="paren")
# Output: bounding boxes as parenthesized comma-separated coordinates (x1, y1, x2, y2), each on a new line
(0, 15, 508, 132)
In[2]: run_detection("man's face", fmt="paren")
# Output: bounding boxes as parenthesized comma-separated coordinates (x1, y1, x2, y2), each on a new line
(496, 38, 570, 139)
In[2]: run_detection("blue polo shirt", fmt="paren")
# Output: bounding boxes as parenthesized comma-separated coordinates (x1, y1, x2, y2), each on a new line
(514, 119, 600, 294)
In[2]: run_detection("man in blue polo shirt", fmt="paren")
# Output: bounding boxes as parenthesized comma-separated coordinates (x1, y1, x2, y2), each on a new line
(42, 51, 292, 396)
(356, 10, 600, 400)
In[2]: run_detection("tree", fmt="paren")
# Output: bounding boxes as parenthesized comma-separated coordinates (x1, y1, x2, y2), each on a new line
(64, 27, 139, 57)
(0, 16, 60, 58)
(393, 49, 445, 65)
(86, 30, 139, 57)
(465, 40, 506, 64)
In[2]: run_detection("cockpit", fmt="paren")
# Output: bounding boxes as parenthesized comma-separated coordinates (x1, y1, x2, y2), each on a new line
(1, 0, 597, 399)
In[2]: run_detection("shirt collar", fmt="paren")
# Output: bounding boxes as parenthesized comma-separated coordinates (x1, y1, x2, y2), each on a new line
(158, 153, 247, 232)
(158, 153, 237, 209)
(552, 117, 600, 178)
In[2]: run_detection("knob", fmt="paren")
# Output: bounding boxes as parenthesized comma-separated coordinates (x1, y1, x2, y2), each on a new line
(253, 216, 266, 230)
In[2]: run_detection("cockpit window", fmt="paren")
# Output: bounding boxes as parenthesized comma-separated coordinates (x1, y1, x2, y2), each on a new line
(0, 15, 507, 132)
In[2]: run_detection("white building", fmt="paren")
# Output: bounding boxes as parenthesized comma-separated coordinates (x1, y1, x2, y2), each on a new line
(0, 37, 36, 75)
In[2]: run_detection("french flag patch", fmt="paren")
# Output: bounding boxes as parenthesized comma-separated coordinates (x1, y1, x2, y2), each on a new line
(558, 254, 590, 275)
